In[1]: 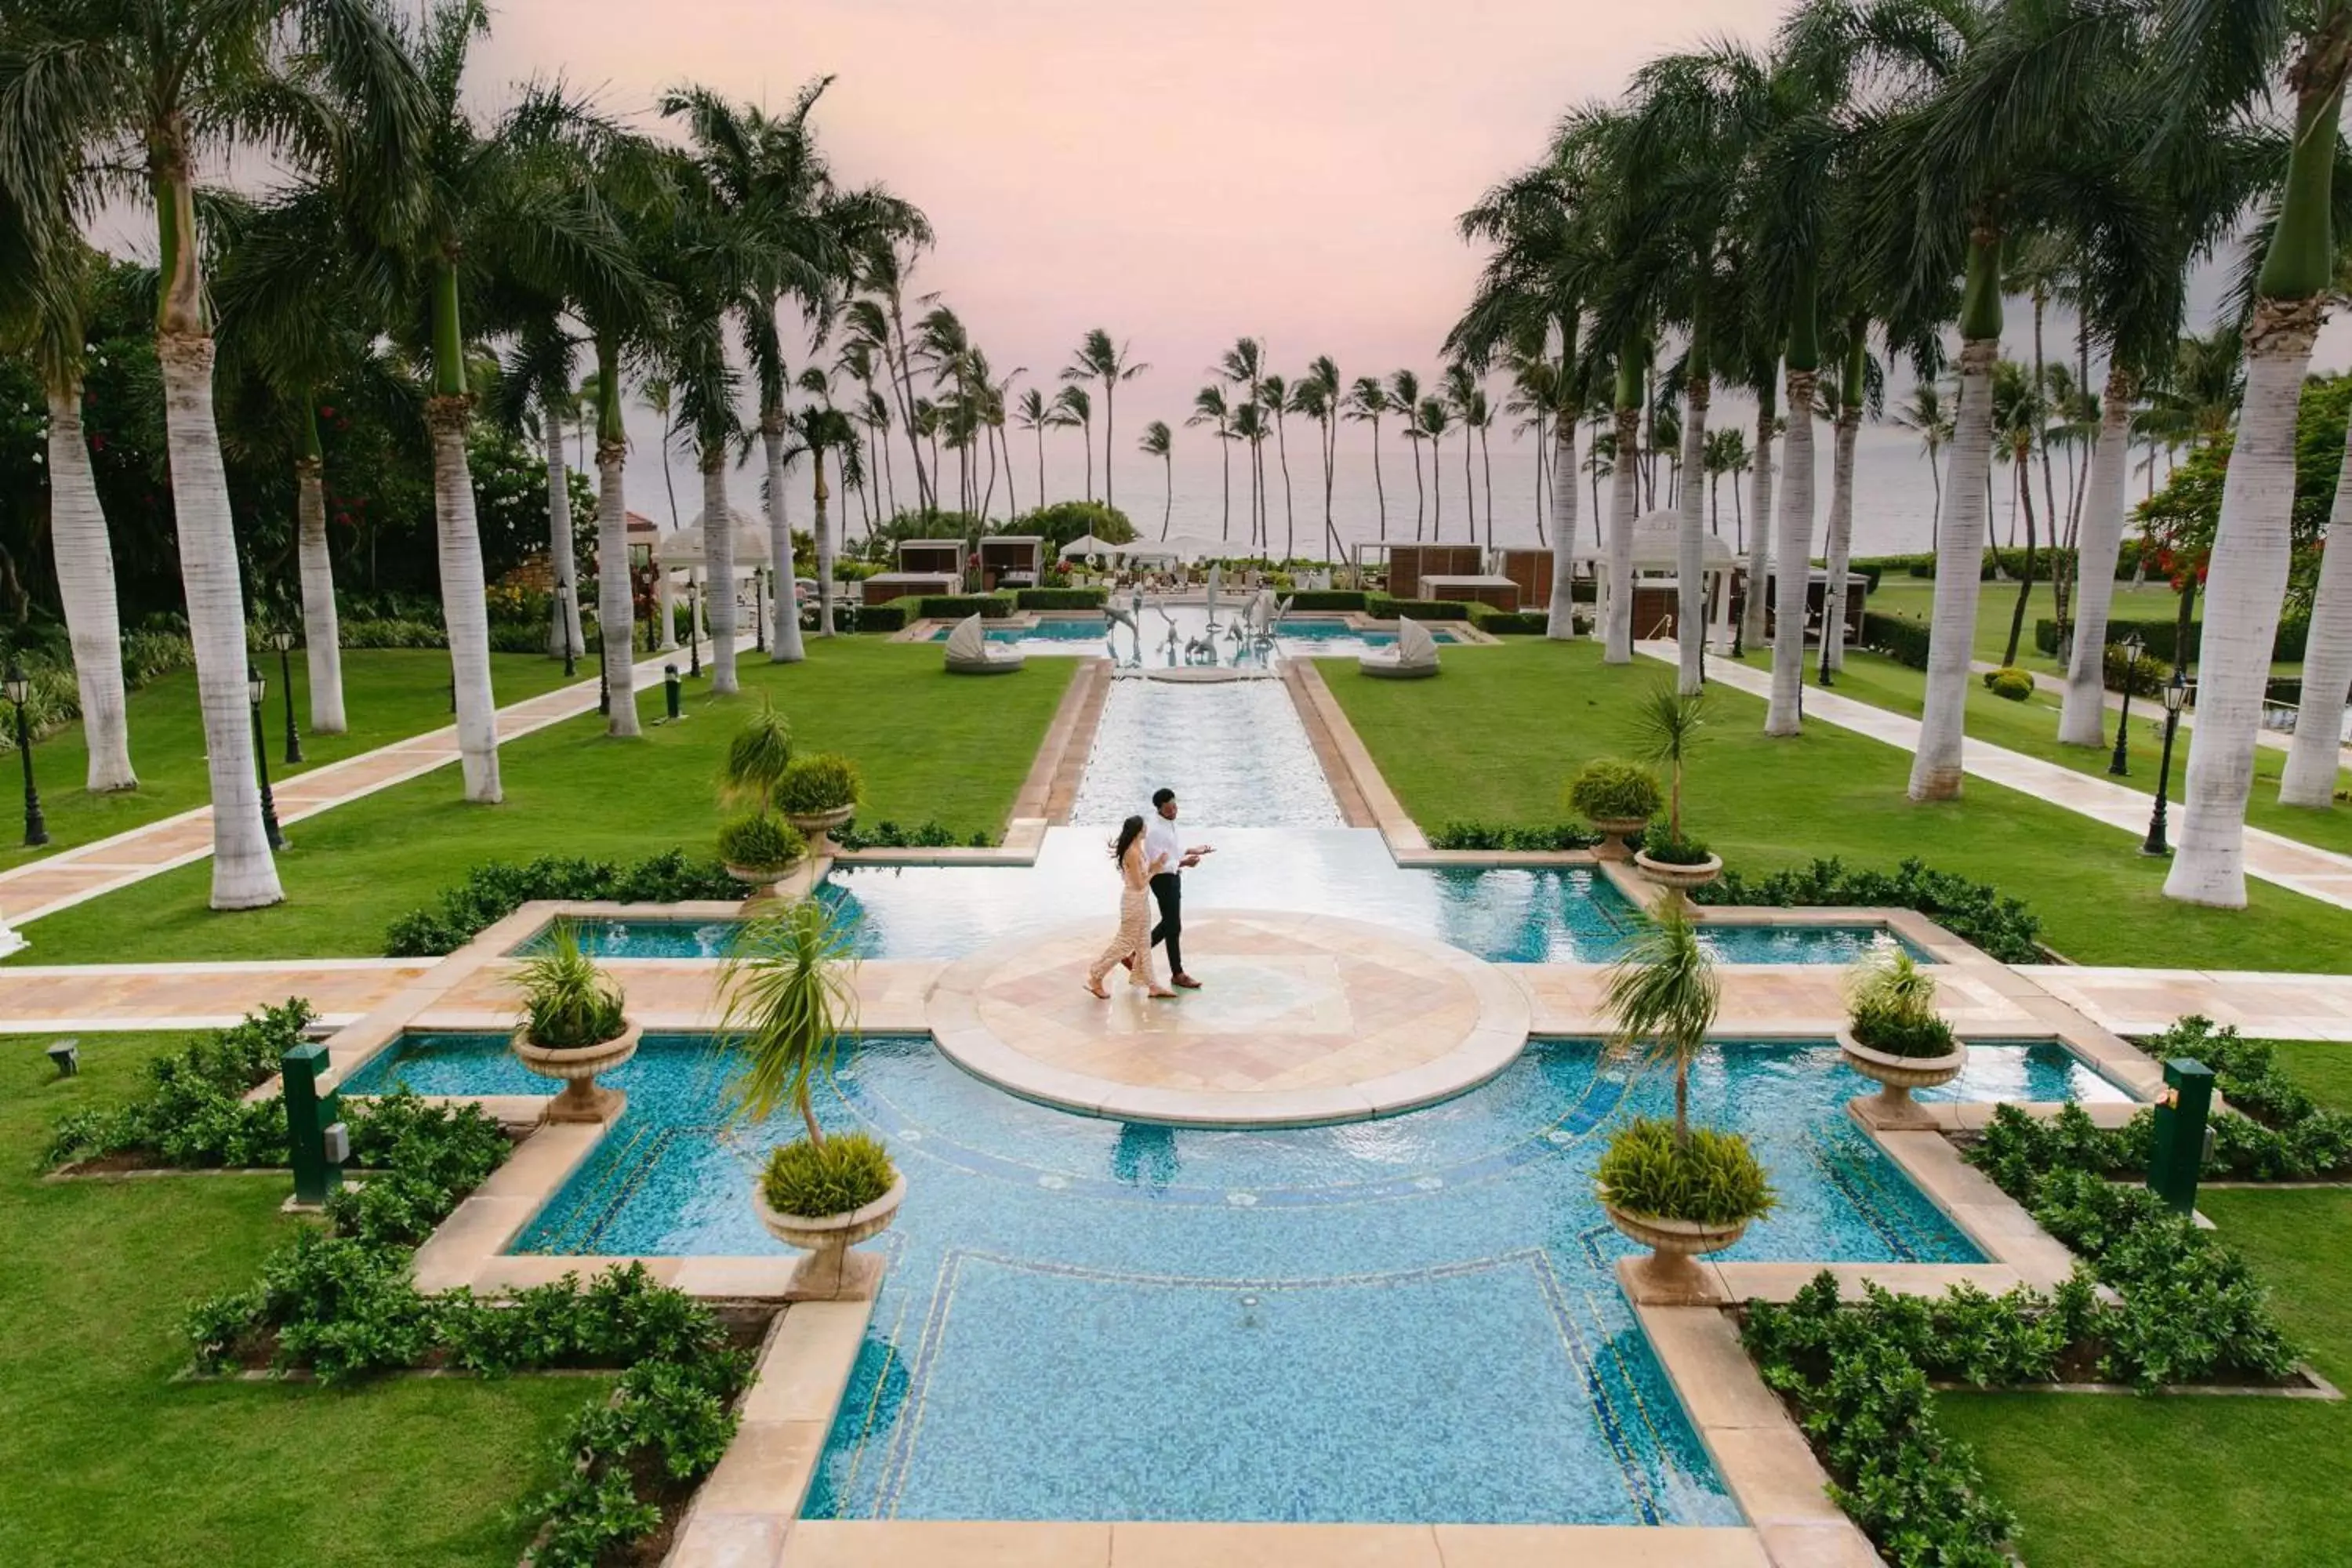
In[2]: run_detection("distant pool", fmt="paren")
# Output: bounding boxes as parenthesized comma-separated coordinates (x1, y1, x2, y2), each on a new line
(336, 1030, 2090, 1525)
(927, 608, 1464, 667)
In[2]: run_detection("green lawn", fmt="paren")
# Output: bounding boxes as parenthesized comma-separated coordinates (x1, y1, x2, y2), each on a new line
(2262, 1040, 2352, 1112)
(13, 638, 1076, 963)
(0, 1029, 600, 1568)
(1941, 1187, 2352, 1568)
(1, 649, 585, 872)
(1325, 639, 2352, 972)
(1824, 651, 2352, 860)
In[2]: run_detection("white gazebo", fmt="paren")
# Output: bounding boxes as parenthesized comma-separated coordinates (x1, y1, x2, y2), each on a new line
(1572, 510, 1739, 649)
(656, 506, 771, 643)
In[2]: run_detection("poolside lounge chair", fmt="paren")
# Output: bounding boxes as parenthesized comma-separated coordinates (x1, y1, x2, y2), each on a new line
(1359, 614, 1440, 680)
(943, 612, 1024, 675)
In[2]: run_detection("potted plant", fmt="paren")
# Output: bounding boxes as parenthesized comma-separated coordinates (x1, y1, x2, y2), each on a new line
(1625, 682, 1721, 895)
(1566, 759, 1661, 861)
(717, 810, 808, 889)
(510, 921, 639, 1123)
(722, 898, 901, 1301)
(1836, 949, 1966, 1127)
(775, 753, 862, 857)
(1594, 906, 1776, 1301)
(720, 696, 795, 808)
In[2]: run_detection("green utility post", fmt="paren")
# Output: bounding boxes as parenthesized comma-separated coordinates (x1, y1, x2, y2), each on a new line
(282, 1040, 347, 1206)
(2146, 1057, 2215, 1216)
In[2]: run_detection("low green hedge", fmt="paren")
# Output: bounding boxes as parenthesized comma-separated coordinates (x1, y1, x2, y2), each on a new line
(1692, 855, 2043, 963)
(1859, 611, 1931, 670)
(2034, 614, 2310, 666)
(857, 601, 911, 633)
(383, 851, 743, 956)
(1467, 602, 1549, 634)
(1014, 586, 1108, 610)
(912, 593, 1014, 619)
(45, 999, 317, 1170)
(1366, 594, 1472, 622)
(1285, 590, 1370, 612)
(1427, 822, 1603, 851)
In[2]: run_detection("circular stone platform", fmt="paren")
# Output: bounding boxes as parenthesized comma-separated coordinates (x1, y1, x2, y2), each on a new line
(923, 909, 1533, 1126)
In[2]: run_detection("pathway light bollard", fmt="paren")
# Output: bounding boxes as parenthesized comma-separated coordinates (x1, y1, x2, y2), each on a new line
(46, 1037, 78, 1078)
(249, 664, 286, 851)
(270, 625, 303, 764)
(2142, 666, 2187, 857)
(2107, 634, 2143, 775)
(754, 565, 766, 652)
(281, 1040, 349, 1207)
(2146, 1057, 2216, 1218)
(4, 655, 47, 848)
(665, 663, 682, 722)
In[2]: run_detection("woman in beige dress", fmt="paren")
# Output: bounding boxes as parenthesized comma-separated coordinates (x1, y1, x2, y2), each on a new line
(1087, 815, 1175, 998)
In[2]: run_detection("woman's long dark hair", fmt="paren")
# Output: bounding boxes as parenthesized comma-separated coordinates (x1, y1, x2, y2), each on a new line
(1112, 814, 1146, 863)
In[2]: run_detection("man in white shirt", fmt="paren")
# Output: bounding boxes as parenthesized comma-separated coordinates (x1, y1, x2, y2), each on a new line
(1144, 787, 1210, 989)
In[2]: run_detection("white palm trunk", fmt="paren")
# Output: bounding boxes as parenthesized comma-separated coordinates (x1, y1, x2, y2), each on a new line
(45, 383, 136, 790)
(1766, 368, 1820, 735)
(596, 439, 640, 739)
(1820, 408, 1860, 672)
(428, 399, 503, 803)
(1603, 407, 1640, 662)
(1546, 414, 1579, 639)
(815, 456, 838, 637)
(1740, 404, 1776, 649)
(2282, 426, 2352, 804)
(1675, 380, 1709, 693)
(158, 336, 281, 907)
(1908, 339, 1998, 799)
(2169, 302, 2322, 902)
(764, 423, 805, 662)
(543, 415, 583, 660)
(294, 457, 346, 734)
(2058, 373, 2135, 746)
(702, 459, 739, 695)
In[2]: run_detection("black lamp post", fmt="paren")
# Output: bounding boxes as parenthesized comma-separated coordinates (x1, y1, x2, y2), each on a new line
(5, 655, 47, 848)
(248, 664, 285, 851)
(2143, 666, 2188, 856)
(688, 577, 702, 678)
(556, 578, 577, 678)
(270, 625, 303, 764)
(595, 609, 610, 717)
(2107, 634, 2143, 775)
(753, 565, 766, 652)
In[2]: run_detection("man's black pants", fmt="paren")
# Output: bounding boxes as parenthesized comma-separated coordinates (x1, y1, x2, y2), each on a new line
(1149, 872, 1183, 976)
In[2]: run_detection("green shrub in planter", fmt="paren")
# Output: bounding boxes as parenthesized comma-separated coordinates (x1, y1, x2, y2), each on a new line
(1844, 949, 1958, 1058)
(1566, 759, 1662, 823)
(717, 811, 806, 873)
(1639, 822, 1715, 866)
(1594, 1116, 1777, 1226)
(1982, 666, 2035, 701)
(517, 924, 628, 1049)
(760, 1131, 897, 1218)
(774, 753, 861, 815)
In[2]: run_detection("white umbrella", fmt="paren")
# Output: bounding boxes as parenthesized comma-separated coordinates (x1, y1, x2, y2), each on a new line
(1058, 532, 1120, 559)
(656, 506, 771, 569)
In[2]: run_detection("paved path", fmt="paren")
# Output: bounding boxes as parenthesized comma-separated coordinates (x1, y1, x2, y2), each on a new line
(0, 639, 753, 930)
(1970, 658, 2350, 763)
(1655, 644, 2352, 913)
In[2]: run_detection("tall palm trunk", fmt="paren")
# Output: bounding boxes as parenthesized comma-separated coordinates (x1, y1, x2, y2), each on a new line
(2059, 370, 2135, 746)
(1161, 452, 1174, 537)
(1603, 394, 1641, 663)
(812, 448, 837, 636)
(1219, 434, 1232, 539)
(1821, 334, 1865, 675)
(543, 409, 583, 660)
(700, 455, 739, 694)
(45, 382, 136, 789)
(161, 332, 282, 906)
(1909, 240, 2003, 799)
(1275, 412, 1297, 558)
(1034, 425, 1047, 510)
(1102, 379, 1116, 514)
(1370, 417, 1388, 541)
(2283, 411, 2352, 804)
(1675, 370, 1710, 695)
(1766, 365, 1820, 735)
(594, 407, 640, 739)
(1479, 419, 1495, 550)
(886, 297, 931, 509)
(1409, 436, 1425, 540)
(2001, 437, 2042, 667)
(294, 402, 345, 734)
(1739, 384, 1777, 649)
(764, 418, 806, 664)
(429, 397, 503, 803)
(1547, 406, 1580, 640)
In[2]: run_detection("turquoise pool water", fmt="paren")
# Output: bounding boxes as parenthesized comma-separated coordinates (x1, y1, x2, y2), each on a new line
(927, 610, 1463, 669)
(339, 1032, 2100, 1526)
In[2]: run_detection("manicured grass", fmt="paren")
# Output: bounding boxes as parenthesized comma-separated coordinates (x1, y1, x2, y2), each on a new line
(13, 638, 1076, 963)
(0, 1029, 601, 1568)
(1825, 651, 2352, 859)
(0, 649, 584, 871)
(2264, 1039, 2352, 1112)
(1325, 639, 2352, 971)
(1940, 1188, 2352, 1568)
(1866, 577, 2207, 676)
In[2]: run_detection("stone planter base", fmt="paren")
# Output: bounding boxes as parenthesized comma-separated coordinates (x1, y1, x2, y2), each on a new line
(753, 1172, 906, 1302)
(1838, 1029, 1965, 1131)
(785, 804, 856, 858)
(1632, 849, 1723, 895)
(514, 1023, 641, 1125)
(724, 862, 793, 895)
(1604, 1202, 1747, 1305)
(1589, 818, 1649, 862)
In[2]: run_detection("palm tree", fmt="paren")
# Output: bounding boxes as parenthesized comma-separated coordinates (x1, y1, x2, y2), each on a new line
(1989, 358, 2046, 668)
(1139, 420, 1174, 537)
(1701, 426, 1744, 539)
(1053, 383, 1094, 503)
(1015, 387, 1067, 509)
(1890, 378, 1952, 550)
(851, 238, 935, 511)
(789, 392, 858, 633)
(1601, 902, 1721, 1145)
(1187, 386, 1234, 540)
(2, 0, 423, 903)
(1061, 328, 1146, 514)
(1415, 397, 1453, 539)
(1344, 376, 1392, 544)
(1389, 370, 1427, 540)
(1294, 357, 1343, 561)
(1817, 322, 1875, 676)
(1262, 372, 1298, 558)
(1219, 339, 1269, 547)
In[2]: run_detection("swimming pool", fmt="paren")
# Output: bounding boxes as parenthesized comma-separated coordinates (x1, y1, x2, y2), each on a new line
(339, 1031, 2090, 1525)
(928, 608, 1463, 669)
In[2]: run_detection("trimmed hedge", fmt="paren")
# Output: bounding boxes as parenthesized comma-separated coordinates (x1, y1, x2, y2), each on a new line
(1859, 611, 1931, 670)
(1014, 586, 1108, 610)
(1285, 590, 1370, 612)
(1466, 602, 1549, 634)
(856, 601, 910, 633)
(1366, 594, 1472, 622)
(2034, 614, 2310, 666)
(1692, 855, 2044, 963)
(383, 851, 743, 956)
(910, 593, 1014, 619)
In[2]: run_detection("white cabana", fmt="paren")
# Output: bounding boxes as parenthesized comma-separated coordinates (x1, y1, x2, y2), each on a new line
(1573, 510, 1740, 649)
(1134, 533, 1227, 564)
(656, 506, 771, 569)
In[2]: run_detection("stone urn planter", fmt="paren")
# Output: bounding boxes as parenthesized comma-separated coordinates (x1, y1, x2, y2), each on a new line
(513, 1022, 641, 1123)
(753, 1173, 906, 1301)
(784, 804, 855, 858)
(1633, 848, 1723, 895)
(1602, 1202, 1748, 1303)
(724, 860, 794, 893)
(1590, 817, 1651, 862)
(1838, 1027, 1967, 1130)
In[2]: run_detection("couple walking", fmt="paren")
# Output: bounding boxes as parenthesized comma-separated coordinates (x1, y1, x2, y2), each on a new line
(1084, 786, 1212, 1000)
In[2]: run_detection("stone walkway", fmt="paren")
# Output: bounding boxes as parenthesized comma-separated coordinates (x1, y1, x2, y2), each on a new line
(1657, 644, 2352, 912)
(0, 638, 753, 929)
(1974, 659, 2350, 764)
